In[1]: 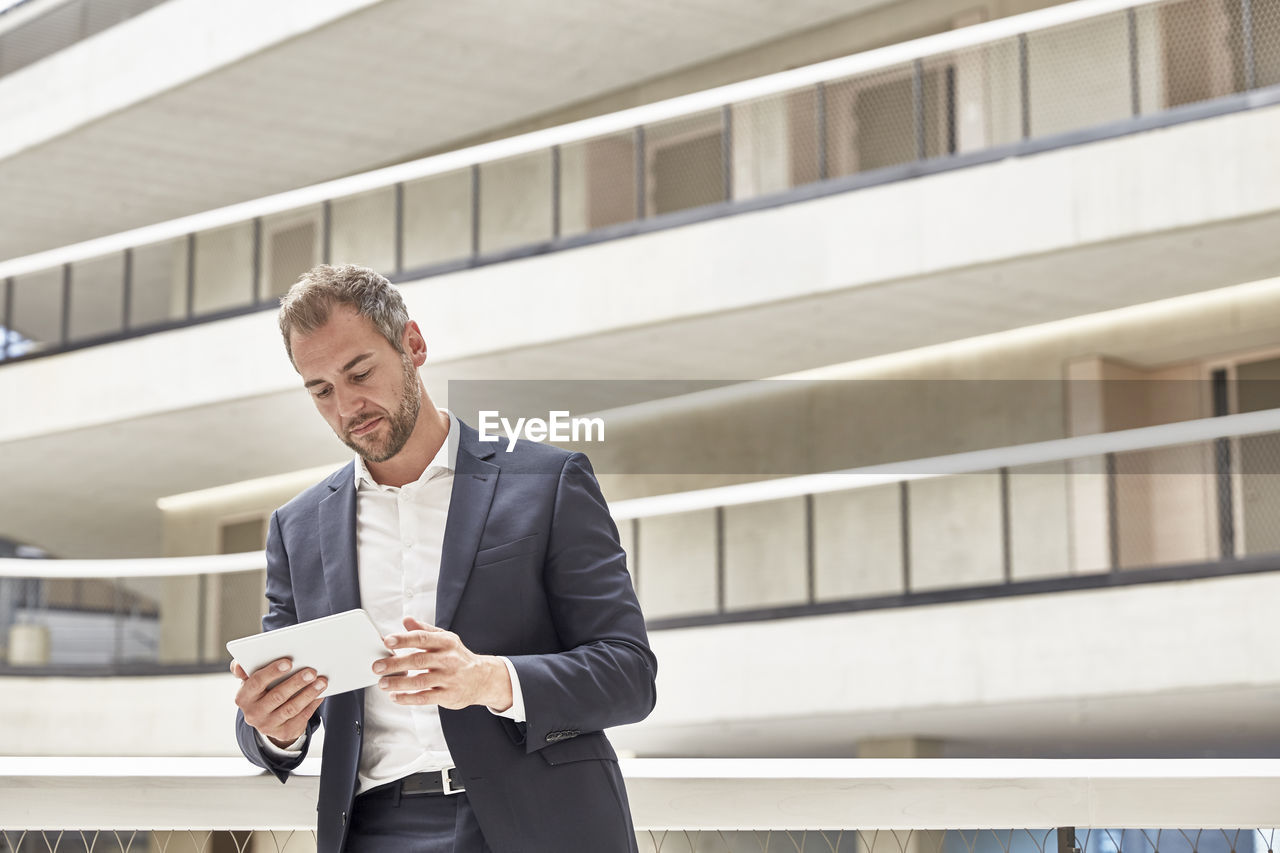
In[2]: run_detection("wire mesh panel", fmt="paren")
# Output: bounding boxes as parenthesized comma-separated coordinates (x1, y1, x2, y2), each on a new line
(478, 150, 554, 255)
(329, 187, 397, 277)
(813, 484, 906, 601)
(644, 109, 727, 216)
(402, 169, 474, 270)
(1154, 0, 1249, 109)
(559, 131, 640, 238)
(634, 509, 719, 620)
(824, 64, 927, 178)
(192, 222, 255, 317)
(730, 87, 822, 202)
(1028, 11, 1135, 138)
(939, 38, 1025, 153)
(1257, 0, 1280, 86)
(67, 255, 125, 344)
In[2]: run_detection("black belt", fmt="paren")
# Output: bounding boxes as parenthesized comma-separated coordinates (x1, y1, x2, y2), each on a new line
(360, 768, 466, 798)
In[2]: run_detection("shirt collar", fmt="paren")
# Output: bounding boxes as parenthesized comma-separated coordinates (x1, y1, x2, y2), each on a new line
(353, 408, 459, 490)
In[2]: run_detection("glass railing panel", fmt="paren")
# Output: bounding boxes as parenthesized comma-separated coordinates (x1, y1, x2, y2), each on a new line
(634, 508, 718, 620)
(191, 221, 254, 316)
(9, 268, 61, 358)
(644, 109, 727, 215)
(478, 149, 554, 255)
(259, 205, 322, 300)
(330, 186, 397, 277)
(67, 254, 124, 343)
(559, 130, 639, 238)
(402, 168, 473, 270)
(723, 496, 808, 611)
(813, 483, 906, 601)
(907, 472, 1006, 592)
(1028, 11, 1135, 137)
(1006, 460, 1074, 581)
(128, 238, 187, 327)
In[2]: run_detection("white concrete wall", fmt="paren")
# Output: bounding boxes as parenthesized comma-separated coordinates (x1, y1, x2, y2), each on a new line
(5, 572, 1279, 757)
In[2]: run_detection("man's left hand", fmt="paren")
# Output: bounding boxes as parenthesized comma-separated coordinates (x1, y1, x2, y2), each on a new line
(374, 616, 513, 711)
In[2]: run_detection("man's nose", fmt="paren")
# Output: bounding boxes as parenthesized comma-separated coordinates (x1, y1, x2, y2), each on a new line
(333, 385, 363, 420)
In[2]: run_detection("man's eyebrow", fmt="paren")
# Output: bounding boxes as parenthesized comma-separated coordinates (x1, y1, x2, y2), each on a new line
(303, 353, 374, 388)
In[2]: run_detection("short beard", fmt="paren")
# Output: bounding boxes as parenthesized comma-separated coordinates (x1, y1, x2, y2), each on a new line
(342, 355, 421, 464)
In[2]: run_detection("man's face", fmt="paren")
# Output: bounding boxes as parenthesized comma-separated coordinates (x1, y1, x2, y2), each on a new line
(290, 305, 423, 463)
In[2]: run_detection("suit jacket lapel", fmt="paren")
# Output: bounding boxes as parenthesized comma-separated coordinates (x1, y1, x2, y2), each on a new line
(319, 463, 361, 614)
(436, 419, 499, 631)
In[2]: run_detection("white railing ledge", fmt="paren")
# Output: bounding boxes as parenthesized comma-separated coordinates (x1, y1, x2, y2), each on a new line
(3, 757, 1280, 830)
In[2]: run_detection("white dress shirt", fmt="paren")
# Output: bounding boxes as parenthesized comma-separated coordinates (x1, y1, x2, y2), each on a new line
(258, 410, 525, 793)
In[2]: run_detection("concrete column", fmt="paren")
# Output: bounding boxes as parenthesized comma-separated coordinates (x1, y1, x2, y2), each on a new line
(7, 622, 51, 665)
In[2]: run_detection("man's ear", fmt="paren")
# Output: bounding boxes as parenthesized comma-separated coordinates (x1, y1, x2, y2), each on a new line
(403, 321, 428, 366)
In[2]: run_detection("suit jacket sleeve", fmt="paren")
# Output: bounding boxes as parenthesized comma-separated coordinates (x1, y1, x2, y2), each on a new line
(507, 452, 658, 753)
(234, 509, 323, 782)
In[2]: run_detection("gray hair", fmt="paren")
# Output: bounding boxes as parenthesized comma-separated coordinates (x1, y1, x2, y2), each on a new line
(278, 265, 410, 365)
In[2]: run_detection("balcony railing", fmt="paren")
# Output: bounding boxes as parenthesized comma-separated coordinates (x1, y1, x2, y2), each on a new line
(1, 758, 1279, 851)
(0, 0, 168, 80)
(1, 0, 1278, 364)
(3, 406, 1280, 671)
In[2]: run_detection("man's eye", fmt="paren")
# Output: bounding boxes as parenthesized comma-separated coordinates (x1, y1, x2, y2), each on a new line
(314, 387, 332, 399)
(353, 370, 371, 382)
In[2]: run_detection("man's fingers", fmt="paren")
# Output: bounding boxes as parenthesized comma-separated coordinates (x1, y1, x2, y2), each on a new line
(247, 657, 295, 691)
(230, 660, 247, 681)
(402, 615, 441, 633)
(374, 650, 442, 675)
(238, 666, 319, 714)
(383, 629, 452, 652)
(267, 678, 327, 729)
(391, 689, 445, 706)
(378, 672, 441, 693)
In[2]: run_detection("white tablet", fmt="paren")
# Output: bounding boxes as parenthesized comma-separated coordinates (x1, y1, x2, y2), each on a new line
(227, 608, 393, 697)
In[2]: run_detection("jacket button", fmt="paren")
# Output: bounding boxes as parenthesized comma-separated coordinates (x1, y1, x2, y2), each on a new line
(341, 811, 347, 825)
(355, 721, 361, 735)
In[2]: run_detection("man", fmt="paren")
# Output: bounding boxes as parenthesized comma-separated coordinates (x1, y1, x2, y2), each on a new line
(232, 264, 657, 853)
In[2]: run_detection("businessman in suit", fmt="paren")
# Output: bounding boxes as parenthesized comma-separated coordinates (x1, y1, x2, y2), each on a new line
(231, 264, 657, 852)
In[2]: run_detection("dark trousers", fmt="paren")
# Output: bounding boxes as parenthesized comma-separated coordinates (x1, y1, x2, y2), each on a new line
(345, 785, 493, 853)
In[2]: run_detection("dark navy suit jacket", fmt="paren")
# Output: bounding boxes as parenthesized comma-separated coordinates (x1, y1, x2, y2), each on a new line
(234, 417, 657, 853)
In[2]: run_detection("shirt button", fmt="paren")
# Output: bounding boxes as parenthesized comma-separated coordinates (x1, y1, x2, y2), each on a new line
(403, 539, 414, 549)
(405, 590, 415, 599)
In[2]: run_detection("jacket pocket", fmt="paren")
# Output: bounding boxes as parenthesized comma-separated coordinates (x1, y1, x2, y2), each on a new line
(537, 731, 618, 766)
(474, 533, 540, 567)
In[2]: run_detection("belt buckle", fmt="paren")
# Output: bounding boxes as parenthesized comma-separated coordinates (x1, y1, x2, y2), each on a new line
(441, 768, 463, 796)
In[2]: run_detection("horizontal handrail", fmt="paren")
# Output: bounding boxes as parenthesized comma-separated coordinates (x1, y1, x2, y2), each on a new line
(0, 0, 1172, 280)
(2, 406, 1276, 577)
(2, 757, 1280, 830)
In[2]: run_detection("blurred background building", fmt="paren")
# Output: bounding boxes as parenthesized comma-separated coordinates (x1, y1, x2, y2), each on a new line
(2, 0, 1280, 848)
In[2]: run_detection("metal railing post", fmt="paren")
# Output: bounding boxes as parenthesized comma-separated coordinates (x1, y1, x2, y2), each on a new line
(805, 493, 816, 604)
(1127, 7, 1141, 116)
(59, 263, 71, 346)
(1000, 466, 1013, 582)
(121, 248, 133, 333)
(634, 126, 647, 220)
(470, 164, 481, 257)
(816, 82, 828, 181)
(1106, 451, 1120, 570)
(913, 58, 927, 160)
(1019, 33, 1032, 140)
(900, 481, 912, 592)
(715, 506, 725, 613)
(394, 183, 405, 275)
(251, 217, 262, 304)
(722, 104, 733, 201)
(1212, 368, 1236, 558)
(1242, 0, 1256, 90)
(2, 277, 12, 360)
(1057, 828, 1079, 853)
(551, 145, 562, 240)
(321, 200, 332, 265)
(184, 233, 196, 319)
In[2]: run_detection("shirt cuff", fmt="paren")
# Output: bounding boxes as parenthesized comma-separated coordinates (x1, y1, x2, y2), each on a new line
(257, 730, 305, 758)
(487, 656, 526, 722)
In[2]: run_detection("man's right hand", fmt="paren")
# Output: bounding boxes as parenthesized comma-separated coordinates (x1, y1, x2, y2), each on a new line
(232, 657, 327, 749)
